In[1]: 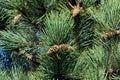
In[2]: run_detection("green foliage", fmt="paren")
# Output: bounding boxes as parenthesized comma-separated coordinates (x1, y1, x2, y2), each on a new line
(0, 0, 120, 80)
(0, 68, 31, 80)
(81, 0, 96, 8)
(0, 8, 9, 29)
(77, 13, 95, 51)
(31, 50, 78, 80)
(0, 30, 27, 49)
(42, 11, 74, 45)
(88, 0, 120, 35)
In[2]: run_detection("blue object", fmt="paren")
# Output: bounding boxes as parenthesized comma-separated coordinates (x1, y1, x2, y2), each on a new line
(0, 48, 13, 69)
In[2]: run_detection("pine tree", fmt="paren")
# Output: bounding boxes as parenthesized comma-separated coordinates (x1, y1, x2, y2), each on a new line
(0, 0, 120, 80)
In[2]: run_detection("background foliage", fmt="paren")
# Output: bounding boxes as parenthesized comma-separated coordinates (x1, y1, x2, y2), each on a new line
(0, 0, 120, 80)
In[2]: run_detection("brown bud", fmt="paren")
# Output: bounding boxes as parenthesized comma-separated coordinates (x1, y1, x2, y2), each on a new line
(13, 14, 22, 24)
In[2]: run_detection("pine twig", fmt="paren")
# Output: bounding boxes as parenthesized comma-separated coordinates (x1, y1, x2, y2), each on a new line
(101, 30, 120, 39)
(16, 8, 42, 30)
(47, 44, 74, 54)
(14, 49, 40, 66)
(67, 0, 83, 17)
(25, 53, 40, 66)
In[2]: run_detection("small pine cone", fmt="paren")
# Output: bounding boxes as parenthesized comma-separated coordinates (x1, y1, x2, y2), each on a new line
(47, 45, 59, 54)
(101, 30, 120, 39)
(13, 14, 22, 24)
(47, 44, 74, 54)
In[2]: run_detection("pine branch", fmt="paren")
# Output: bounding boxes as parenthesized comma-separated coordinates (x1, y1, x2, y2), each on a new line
(47, 44, 74, 54)
(101, 30, 120, 39)
(14, 48, 40, 67)
(67, 0, 83, 17)
(16, 8, 42, 30)
(25, 53, 40, 66)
